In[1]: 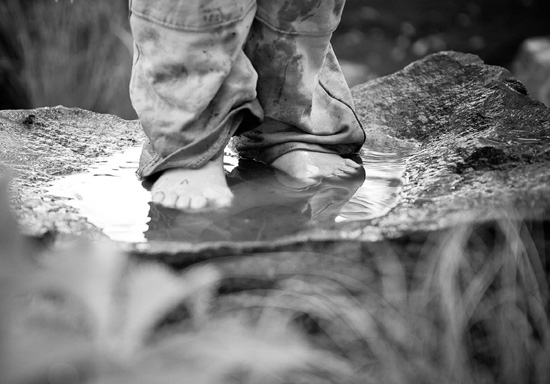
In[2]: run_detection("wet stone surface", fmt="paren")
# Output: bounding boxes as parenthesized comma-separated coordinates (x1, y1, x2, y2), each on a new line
(0, 107, 144, 238)
(1, 51, 550, 263)
(354, 51, 550, 238)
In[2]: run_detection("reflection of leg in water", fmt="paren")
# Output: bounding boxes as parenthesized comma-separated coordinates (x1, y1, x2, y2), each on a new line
(308, 171, 366, 223)
(228, 159, 366, 226)
(144, 161, 310, 243)
(144, 201, 309, 243)
(143, 159, 366, 243)
(271, 152, 362, 186)
(145, 203, 236, 243)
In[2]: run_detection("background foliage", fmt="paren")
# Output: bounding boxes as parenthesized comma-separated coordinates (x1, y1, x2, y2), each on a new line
(0, 0, 549, 118)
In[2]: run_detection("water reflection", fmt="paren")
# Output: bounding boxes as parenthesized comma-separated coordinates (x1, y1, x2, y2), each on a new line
(47, 144, 411, 243)
(145, 160, 365, 243)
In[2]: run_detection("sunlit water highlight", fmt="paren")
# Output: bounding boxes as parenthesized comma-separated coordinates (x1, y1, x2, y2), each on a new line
(47, 144, 411, 243)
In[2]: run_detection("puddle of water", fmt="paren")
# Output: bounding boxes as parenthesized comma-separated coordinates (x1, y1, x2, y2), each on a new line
(47, 143, 411, 243)
(47, 147, 150, 243)
(337, 148, 407, 223)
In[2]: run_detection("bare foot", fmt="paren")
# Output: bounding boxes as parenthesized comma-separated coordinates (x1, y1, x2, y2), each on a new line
(151, 156, 233, 210)
(271, 151, 362, 186)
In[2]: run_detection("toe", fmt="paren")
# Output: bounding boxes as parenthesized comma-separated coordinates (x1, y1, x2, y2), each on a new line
(189, 195, 208, 210)
(152, 189, 179, 207)
(339, 167, 361, 176)
(161, 192, 178, 208)
(152, 191, 165, 204)
(344, 159, 362, 168)
(339, 162, 361, 175)
(215, 194, 233, 208)
(175, 195, 191, 210)
(332, 169, 350, 178)
(204, 189, 233, 208)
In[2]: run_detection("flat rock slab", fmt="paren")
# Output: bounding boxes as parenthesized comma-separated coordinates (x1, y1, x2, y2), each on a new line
(0, 107, 144, 238)
(1, 51, 549, 262)
(354, 50, 550, 240)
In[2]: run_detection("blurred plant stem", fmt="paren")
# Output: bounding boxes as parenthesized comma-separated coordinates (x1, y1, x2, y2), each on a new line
(0, 0, 136, 119)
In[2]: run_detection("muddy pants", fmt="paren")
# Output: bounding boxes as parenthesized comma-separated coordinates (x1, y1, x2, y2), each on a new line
(129, 0, 365, 178)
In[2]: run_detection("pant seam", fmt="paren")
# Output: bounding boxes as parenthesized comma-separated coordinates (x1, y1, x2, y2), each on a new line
(317, 79, 367, 145)
(253, 14, 338, 37)
(131, 0, 256, 32)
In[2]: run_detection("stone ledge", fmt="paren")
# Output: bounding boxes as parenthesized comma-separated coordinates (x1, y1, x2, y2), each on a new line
(1, 51, 549, 260)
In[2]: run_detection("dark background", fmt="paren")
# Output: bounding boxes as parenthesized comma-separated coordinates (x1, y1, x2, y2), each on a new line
(335, 0, 550, 78)
(1, 0, 549, 119)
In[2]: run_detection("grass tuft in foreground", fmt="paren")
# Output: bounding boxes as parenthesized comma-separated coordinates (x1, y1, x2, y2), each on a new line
(217, 214, 550, 384)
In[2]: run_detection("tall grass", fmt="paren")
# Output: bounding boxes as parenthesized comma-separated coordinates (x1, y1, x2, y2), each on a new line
(217, 214, 550, 383)
(1, 197, 548, 383)
(0, 0, 135, 119)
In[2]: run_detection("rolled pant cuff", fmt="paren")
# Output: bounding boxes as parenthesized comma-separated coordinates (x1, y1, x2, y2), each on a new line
(136, 139, 226, 180)
(239, 141, 362, 165)
(136, 107, 257, 180)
